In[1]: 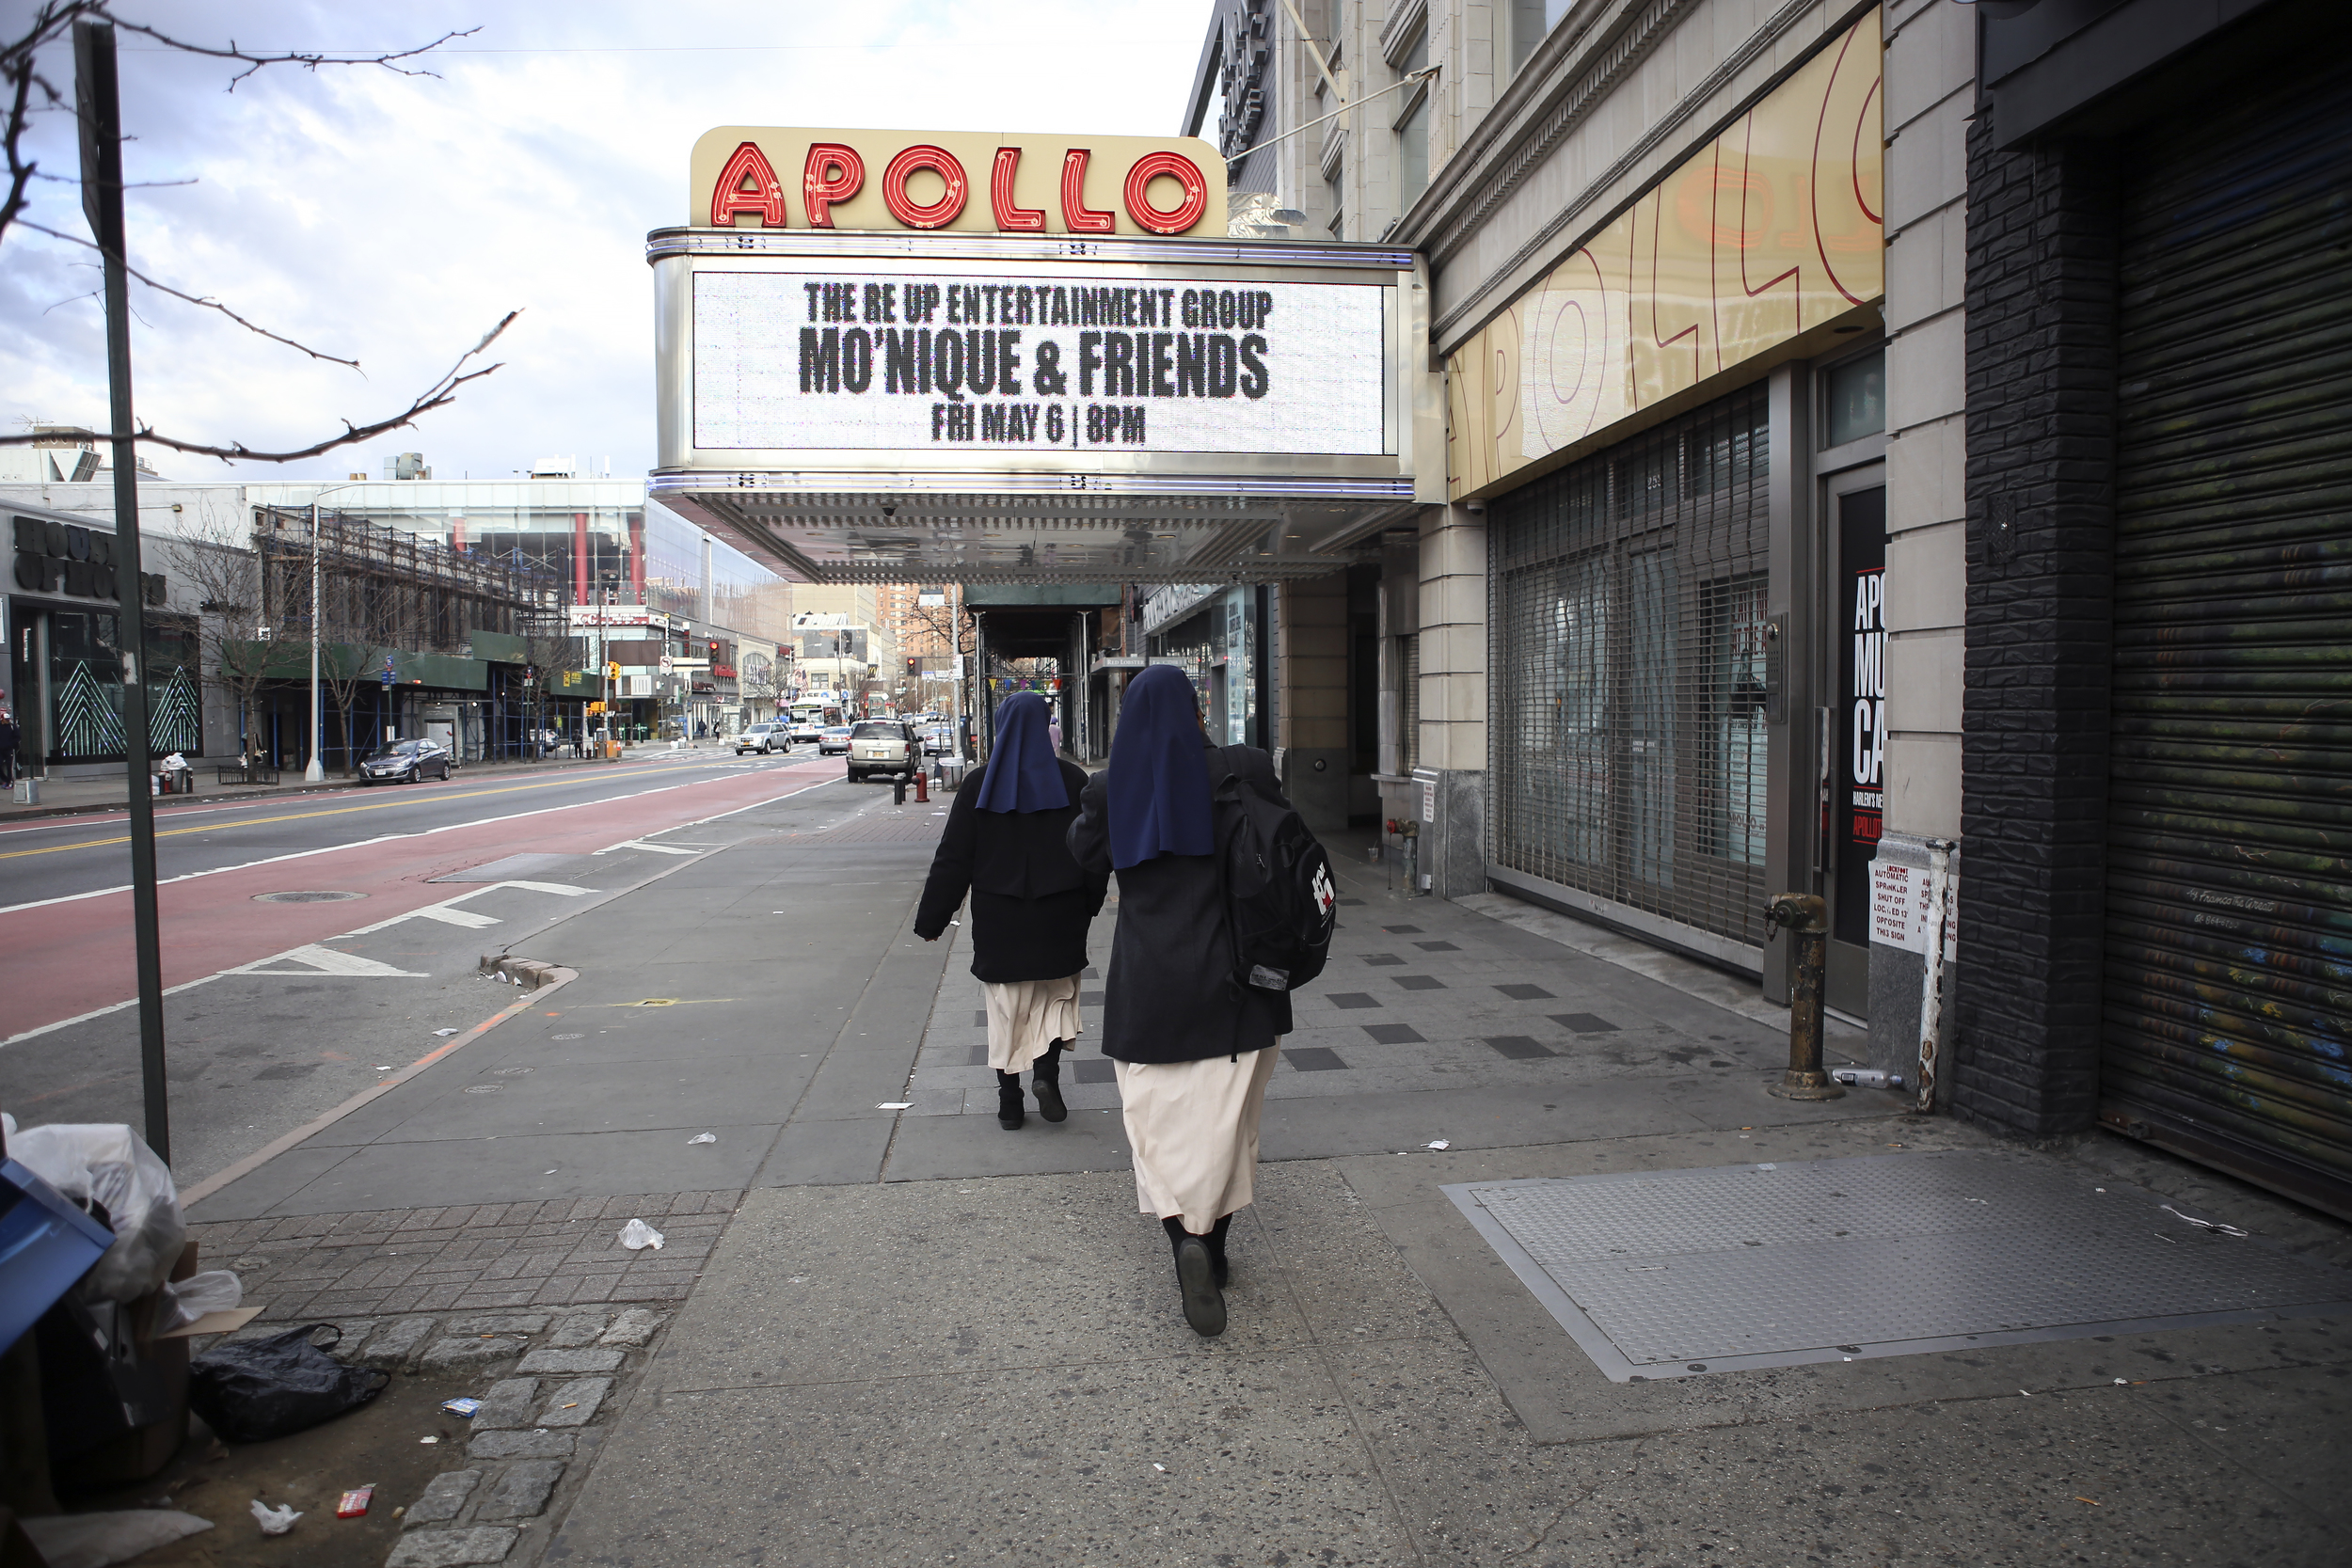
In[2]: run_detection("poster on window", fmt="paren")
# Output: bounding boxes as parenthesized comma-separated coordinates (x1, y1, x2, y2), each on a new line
(1834, 488, 1886, 947)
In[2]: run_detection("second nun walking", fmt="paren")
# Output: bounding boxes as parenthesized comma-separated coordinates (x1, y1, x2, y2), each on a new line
(914, 692, 1106, 1129)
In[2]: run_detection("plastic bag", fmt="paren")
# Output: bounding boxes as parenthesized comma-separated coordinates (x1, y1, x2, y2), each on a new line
(618, 1218, 665, 1250)
(249, 1499, 299, 1535)
(158, 1270, 244, 1333)
(7, 1122, 184, 1304)
(189, 1325, 389, 1443)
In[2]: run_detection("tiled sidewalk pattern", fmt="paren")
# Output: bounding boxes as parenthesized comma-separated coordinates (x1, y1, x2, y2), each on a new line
(903, 861, 1788, 1118)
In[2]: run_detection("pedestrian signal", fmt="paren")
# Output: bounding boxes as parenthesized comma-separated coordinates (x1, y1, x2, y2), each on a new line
(606, 661, 620, 679)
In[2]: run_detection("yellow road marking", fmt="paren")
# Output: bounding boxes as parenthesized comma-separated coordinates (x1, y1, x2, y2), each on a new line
(0, 760, 743, 862)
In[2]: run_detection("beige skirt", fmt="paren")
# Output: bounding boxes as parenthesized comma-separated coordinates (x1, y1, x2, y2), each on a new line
(982, 974, 1082, 1073)
(1115, 1045, 1281, 1233)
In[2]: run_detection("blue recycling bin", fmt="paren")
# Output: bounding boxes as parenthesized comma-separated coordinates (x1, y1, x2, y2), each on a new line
(0, 1157, 113, 1354)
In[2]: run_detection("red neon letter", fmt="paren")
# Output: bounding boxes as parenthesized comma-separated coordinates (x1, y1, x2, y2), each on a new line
(803, 143, 865, 229)
(881, 145, 969, 230)
(991, 148, 1046, 231)
(1060, 150, 1117, 233)
(1122, 150, 1208, 235)
(710, 140, 787, 228)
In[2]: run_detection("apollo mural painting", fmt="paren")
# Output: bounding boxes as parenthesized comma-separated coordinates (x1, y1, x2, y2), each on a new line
(1447, 12, 1883, 498)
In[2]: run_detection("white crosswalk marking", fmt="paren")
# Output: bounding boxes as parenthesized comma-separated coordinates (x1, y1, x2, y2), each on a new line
(236, 943, 427, 977)
(409, 906, 501, 928)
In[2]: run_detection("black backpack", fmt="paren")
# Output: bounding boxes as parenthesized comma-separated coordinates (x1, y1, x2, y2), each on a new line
(1212, 747, 1338, 992)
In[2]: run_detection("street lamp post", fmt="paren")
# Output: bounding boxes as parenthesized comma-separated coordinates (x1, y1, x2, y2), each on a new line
(305, 481, 367, 783)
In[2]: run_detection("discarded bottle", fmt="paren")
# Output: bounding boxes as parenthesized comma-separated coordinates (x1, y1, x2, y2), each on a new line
(1831, 1068, 1905, 1089)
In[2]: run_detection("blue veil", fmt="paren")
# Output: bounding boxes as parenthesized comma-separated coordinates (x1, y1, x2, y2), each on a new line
(1104, 664, 1215, 869)
(974, 691, 1069, 813)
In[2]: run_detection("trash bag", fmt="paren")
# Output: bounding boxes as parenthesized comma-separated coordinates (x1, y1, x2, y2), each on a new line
(7, 1122, 183, 1304)
(157, 1270, 243, 1334)
(188, 1325, 389, 1444)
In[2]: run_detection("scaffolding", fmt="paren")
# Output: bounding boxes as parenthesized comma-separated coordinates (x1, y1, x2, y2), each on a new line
(256, 506, 566, 650)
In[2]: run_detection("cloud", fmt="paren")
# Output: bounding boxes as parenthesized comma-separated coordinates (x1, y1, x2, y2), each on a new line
(1, 0, 1206, 483)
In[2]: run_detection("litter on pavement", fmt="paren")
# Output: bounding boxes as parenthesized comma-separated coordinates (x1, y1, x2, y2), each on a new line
(877, 1101, 914, 1110)
(1425, 1140, 1450, 1150)
(688, 1132, 717, 1144)
(2161, 1204, 2250, 1238)
(250, 1500, 299, 1535)
(618, 1218, 666, 1250)
(336, 1486, 374, 1518)
(441, 1398, 482, 1418)
(419, 1435, 438, 1444)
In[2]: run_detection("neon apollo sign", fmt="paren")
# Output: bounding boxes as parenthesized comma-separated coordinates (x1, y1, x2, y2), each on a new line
(678, 129, 1396, 465)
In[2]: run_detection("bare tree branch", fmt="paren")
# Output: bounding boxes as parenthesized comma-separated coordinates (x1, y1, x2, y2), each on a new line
(0, 310, 518, 463)
(106, 20, 481, 92)
(24, 217, 362, 367)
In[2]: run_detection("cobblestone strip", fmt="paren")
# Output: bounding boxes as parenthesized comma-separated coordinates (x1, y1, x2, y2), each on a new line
(189, 1190, 737, 1321)
(189, 1195, 723, 1565)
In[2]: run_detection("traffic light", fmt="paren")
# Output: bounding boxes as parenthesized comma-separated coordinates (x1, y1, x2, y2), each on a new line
(606, 661, 620, 680)
(586, 701, 605, 716)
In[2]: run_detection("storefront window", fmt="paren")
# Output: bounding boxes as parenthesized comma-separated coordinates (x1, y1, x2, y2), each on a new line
(49, 610, 123, 760)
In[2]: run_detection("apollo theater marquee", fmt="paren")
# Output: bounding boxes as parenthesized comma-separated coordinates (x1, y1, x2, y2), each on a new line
(649, 128, 1438, 583)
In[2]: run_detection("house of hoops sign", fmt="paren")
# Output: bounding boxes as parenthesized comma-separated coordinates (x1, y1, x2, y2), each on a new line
(691, 128, 1225, 239)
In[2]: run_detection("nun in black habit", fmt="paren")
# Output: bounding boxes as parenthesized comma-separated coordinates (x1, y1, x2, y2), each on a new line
(914, 692, 1106, 1130)
(1066, 663, 1292, 1338)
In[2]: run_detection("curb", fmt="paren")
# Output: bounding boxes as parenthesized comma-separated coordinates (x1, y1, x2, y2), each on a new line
(0, 756, 669, 824)
(180, 964, 579, 1211)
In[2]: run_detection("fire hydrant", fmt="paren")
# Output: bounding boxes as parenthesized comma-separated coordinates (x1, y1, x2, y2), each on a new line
(914, 768, 929, 803)
(1763, 892, 1843, 1101)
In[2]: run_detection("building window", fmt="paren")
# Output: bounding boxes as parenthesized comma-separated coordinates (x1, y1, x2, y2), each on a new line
(1397, 92, 1429, 209)
(1824, 348, 1886, 447)
(1327, 165, 1345, 238)
(1509, 0, 1572, 74)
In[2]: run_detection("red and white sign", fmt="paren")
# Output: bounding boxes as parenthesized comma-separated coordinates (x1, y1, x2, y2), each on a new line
(691, 128, 1225, 239)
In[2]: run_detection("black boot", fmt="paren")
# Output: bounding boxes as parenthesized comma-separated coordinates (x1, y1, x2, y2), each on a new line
(1162, 1216, 1226, 1338)
(1032, 1041, 1068, 1122)
(995, 1069, 1025, 1130)
(1206, 1213, 1232, 1289)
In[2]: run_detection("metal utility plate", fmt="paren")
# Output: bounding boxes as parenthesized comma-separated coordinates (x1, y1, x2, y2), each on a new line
(428, 853, 581, 883)
(1444, 1152, 2352, 1382)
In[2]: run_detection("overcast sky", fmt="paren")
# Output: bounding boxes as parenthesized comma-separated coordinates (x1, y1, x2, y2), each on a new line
(2, 0, 1206, 484)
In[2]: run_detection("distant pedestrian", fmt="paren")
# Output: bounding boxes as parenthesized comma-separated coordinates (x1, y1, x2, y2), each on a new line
(1067, 663, 1291, 1338)
(0, 709, 17, 788)
(1048, 717, 1064, 754)
(915, 691, 1104, 1131)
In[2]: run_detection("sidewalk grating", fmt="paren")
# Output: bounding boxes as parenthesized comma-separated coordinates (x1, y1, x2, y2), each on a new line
(1447, 1151, 2352, 1382)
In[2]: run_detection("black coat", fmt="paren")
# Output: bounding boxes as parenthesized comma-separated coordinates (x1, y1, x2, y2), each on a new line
(1067, 740, 1292, 1064)
(914, 759, 1106, 984)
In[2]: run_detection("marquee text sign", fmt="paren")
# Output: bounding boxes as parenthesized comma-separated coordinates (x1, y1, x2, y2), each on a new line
(691, 129, 1227, 239)
(692, 268, 1388, 456)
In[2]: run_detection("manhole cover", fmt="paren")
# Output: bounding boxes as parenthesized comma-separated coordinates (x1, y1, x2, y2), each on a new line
(1447, 1151, 2352, 1382)
(462, 1085, 501, 1094)
(490, 1066, 534, 1076)
(254, 891, 366, 904)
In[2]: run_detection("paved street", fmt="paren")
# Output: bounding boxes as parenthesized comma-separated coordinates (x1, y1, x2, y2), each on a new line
(80, 788, 2341, 1568)
(0, 745, 846, 1190)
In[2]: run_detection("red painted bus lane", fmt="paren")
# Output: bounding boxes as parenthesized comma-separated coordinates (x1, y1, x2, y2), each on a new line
(0, 758, 842, 1042)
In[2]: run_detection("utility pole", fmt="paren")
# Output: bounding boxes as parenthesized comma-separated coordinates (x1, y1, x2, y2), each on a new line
(304, 483, 363, 782)
(76, 24, 169, 1162)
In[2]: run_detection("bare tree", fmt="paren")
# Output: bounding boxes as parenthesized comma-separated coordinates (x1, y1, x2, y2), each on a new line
(0, 5, 513, 465)
(165, 509, 271, 768)
(520, 620, 584, 758)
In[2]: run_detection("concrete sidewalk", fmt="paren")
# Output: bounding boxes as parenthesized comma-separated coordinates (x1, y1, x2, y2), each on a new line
(175, 804, 2350, 1568)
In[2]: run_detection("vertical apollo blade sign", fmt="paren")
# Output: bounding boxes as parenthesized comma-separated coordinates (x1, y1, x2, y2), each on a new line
(76, 22, 172, 1163)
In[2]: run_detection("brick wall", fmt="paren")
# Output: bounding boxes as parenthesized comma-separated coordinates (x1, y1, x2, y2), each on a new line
(1954, 122, 2118, 1135)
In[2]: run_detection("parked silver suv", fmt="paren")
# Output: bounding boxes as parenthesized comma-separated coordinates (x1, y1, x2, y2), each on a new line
(846, 719, 918, 783)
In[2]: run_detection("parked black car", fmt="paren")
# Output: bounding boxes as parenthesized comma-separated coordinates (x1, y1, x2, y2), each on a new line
(358, 737, 452, 784)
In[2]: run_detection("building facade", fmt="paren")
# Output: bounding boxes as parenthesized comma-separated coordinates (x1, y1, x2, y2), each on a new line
(1, 473, 798, 766)
(1184, 0, 2346, 1219)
